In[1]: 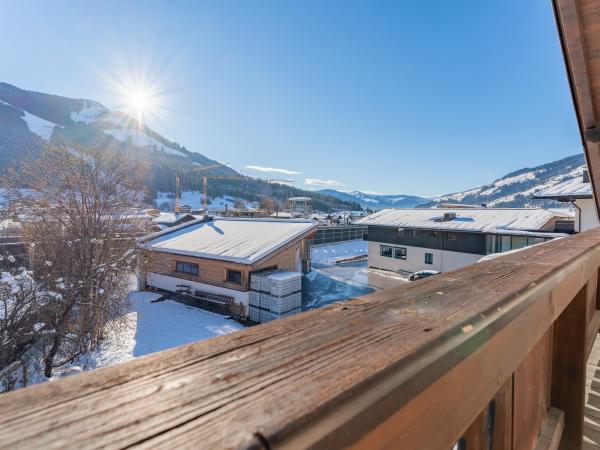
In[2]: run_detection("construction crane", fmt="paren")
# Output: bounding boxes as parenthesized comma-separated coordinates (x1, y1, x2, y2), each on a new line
(190, 163, 246, 212)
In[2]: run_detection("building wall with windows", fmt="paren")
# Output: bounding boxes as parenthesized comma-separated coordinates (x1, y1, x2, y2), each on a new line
(144, 236, 310, 315)
(365, 225, 557, 274)
(367, 241, 481, 273)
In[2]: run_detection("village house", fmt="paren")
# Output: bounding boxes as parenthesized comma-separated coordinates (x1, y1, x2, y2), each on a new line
(533, 168, 599, 232)
(357, 208, 566, 274)
(140, 217, 317, 316)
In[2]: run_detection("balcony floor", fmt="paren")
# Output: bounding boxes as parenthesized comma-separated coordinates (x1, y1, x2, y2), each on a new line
(585, 334, 600, 449)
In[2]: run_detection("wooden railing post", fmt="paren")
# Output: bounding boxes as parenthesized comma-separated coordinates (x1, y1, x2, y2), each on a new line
(551, 285, 587, 450)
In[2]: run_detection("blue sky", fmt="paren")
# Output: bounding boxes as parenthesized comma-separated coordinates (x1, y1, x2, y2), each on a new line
(2, 1, 580, 196)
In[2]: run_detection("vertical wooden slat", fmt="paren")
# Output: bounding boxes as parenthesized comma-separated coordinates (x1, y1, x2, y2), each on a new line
(458, 378, 513, 450)
(513, 329, 553, 450)
(492, 377, 513, 450)
(552, 285, 588, 450)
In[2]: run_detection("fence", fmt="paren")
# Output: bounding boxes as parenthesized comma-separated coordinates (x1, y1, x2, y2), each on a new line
(310, 224, 367, 245)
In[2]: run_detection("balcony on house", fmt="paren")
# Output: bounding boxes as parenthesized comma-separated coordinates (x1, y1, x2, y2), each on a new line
(2, 1, 600, 449)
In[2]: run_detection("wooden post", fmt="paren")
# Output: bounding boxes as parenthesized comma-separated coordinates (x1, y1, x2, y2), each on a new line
(551, 285, 587, 450)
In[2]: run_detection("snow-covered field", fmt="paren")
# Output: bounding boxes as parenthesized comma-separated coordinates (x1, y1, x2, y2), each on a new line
(311, 240, 368, 265)
(54, 291, 242, 377)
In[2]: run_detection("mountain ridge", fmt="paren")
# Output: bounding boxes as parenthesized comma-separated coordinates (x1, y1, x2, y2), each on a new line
(0, 82, 361, 212)
(320, 153, 586, 210)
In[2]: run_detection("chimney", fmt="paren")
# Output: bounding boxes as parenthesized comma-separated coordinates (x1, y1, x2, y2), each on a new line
(442, 212, 456, 222)
(583, 167, 590, 183)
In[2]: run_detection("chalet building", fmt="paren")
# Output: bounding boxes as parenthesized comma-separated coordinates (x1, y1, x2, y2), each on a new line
(358, 208, 565, 274)
(140, 217, 316, 316)
(533, 168, 599, 232)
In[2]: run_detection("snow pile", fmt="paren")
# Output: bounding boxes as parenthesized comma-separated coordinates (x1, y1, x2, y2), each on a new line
(104, 129, 185, 157)
(311, 240, 368, 265)
(21, 111, 58, 140)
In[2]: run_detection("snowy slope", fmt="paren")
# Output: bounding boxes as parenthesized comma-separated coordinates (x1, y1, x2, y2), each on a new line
(427, 153, 586, 208)
(21, 110, 59, 140)
(103, 128, 186, 157)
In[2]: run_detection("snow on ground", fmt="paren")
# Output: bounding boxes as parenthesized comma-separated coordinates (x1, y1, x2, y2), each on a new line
(56, 291, 243, 376)
(70, 102, 106, 123)
(311, 240, 368, 265)
(21, 111, 58, 140)
(155, 191, 259, 212)
(103, 129, 186, 157)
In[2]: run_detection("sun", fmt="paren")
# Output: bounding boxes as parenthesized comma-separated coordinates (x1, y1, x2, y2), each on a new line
(125, 87, 155, 125)
(101, 60, 173, 129)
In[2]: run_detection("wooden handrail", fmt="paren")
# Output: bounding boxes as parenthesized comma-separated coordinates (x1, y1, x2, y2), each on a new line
(1, 230, 600, 449)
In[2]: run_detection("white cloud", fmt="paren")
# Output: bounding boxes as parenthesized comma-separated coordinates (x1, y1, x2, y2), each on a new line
(268, 178, 296, 186)
(246, 165, 301, 175)
(304, 178, 346, 188)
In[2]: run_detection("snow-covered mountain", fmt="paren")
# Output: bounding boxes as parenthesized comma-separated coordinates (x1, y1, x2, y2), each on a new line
(319, 189, 430, 209)
(426, 153, 586, 208)
(321, 153, 586, 210)
(0, 82, 235, 175)
(0, 82, 360, 212)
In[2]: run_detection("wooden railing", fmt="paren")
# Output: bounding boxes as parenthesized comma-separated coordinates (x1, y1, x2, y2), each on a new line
(1, 229, 600, 449)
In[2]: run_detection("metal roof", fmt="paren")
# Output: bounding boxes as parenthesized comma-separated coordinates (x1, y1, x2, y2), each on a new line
(532, 178, 593, 200)
(356, 208, 558, 234)
(143, 218, 317, 264)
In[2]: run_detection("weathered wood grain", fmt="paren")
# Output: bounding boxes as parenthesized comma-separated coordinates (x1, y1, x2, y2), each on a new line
(1, 230, 600, 449)
(534, 407, 565, 450)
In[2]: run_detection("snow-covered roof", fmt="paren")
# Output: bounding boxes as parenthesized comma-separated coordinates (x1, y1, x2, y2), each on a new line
(356, 208, 559, 234)
(532, 178, 593, 200)
(271, 212, 293, 218)
(143, 218, 317, 264)
(151, 213, 199, 224)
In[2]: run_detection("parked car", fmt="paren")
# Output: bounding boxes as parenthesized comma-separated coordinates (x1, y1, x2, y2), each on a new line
(409, 270, 440, 281)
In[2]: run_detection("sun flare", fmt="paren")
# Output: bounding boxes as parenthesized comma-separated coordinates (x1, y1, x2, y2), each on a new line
(124, 87, 156, 125)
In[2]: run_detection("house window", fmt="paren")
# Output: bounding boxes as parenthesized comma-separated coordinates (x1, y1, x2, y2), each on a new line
(398, 228, 405, 238)
(429, 231, 439, 239)
(394, 247, 407, 260)
(226, 269, 242, 285)
(412, 229, 420, 238)
(448, 232, 457, 241)
(380, 245, 393, 257)
(424, 253, 433, 265)
(175, 261, 199, 276)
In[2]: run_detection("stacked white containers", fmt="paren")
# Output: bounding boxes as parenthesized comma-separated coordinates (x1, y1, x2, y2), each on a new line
(249, 271, 303, 323)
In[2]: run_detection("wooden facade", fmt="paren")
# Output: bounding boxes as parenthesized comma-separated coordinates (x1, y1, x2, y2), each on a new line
(145, 233, 313, 292)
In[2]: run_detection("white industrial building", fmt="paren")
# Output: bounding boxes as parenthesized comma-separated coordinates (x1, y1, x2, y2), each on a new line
(357, 208, 565, 274)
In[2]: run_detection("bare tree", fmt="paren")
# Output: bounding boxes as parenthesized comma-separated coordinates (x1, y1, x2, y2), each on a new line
(2, 144, 149, 378)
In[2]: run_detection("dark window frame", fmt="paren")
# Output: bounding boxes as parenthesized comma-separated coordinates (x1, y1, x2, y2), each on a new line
(175, 261, 199, 276)
(424, 253, 433, 265)
(394, 247, 407, 260)
(448, 232, 457, 241)
(380, 245, 393, 257)
(226, 269, 243, 285)
(429, 231, 439, 239)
